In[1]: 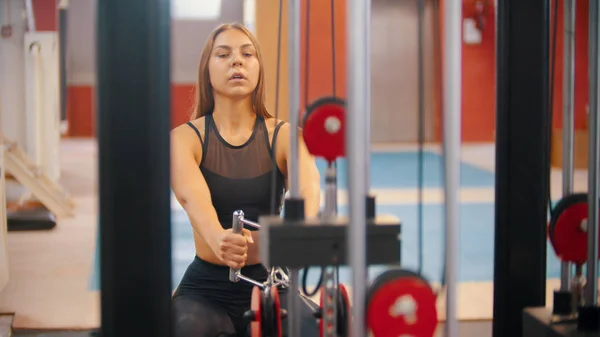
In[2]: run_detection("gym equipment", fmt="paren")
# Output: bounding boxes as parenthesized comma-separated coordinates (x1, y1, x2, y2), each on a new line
(318, 283, 350, 337)
(302, 97, 345, 164)
(548, 192, 600, 318)
(230, 206, 359, 337)
(95, 0, 461, 335)
(549, 193, 600, 264)
(3, 141, 75, 218)
(228, 0, 453, 336)
(97, 1, 173, 336)
(366, 269, 438, 337)
(548, 0, 578, 317)
(7, 206, 56, 231)
(4, 139, 74, 231)
(246, 286, 284, 337)
(58, 0, 70, 135)
(229, 210, 286, 290)
(524, 0, 600, 335)
(580, 0, 600, 328)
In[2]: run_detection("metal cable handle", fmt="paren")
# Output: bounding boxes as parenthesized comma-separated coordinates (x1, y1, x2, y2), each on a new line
(229, 210, 244, 282)
(229, 210, 274, 290)
(229, 210, 263, 283)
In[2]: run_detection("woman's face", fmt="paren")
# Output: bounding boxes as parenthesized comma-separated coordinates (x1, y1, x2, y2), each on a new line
(208, 29, 260, 100)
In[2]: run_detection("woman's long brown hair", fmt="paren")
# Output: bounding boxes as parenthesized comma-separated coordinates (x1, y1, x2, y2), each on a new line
(190, 23, 273, 120)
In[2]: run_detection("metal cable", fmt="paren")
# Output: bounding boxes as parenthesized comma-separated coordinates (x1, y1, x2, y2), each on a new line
(270, 0, 284, 215)
(417, 0, 425, 278)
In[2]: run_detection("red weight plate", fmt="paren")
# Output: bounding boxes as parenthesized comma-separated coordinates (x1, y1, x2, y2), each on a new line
(548, 193, 587, 256)
(551, 196, 600, 264)
(318, 287, 328, 337)
(338, 284, 351, 337)
(271, 286, 282, 337)
(366, 275, 438, 337)
(319, 284, 351, 337)
(368, 269, 420, 304)
(250, 286, 262, 337)
(303, 97, 346, 163)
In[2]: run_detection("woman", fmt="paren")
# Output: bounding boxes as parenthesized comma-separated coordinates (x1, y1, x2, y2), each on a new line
(170, 23, 322, 337)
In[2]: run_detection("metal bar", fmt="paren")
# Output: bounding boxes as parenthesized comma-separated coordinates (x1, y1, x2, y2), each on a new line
(288, 0, 301, 198)
(230, 211, 243, 282)
(97, 1, 172, 336)
(23, 0, 36, 32)
(560, 0, 576, 292)
(58, 0, 69, 126)
(288, 270, 301, 337)
(442, 1, 461, 336)
(417, 0, 425, 276)
(364, 0, 371, 191)
(585, 0, 599, 307)
(322, 267, 337, 337)
(347, 0, 368, 335)
(239, 217, 261, 230)
(323, 166, 337, 218)
(492, 1, 550, 336)
(237, 274, 266, 289)
(287, 1, 302, 335)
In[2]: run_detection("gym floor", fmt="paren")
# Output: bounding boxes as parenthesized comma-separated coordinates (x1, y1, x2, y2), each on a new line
(4, 319, 492, 337)
(0, 139, 591, 336)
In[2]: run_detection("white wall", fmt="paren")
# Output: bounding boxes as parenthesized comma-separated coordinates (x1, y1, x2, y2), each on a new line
(0, 147, 8, 292)
(370, 0, 436, 142)
(66, 0, 244, 86)
(0, 0, 30, 201)
(0, 0, 27, 150)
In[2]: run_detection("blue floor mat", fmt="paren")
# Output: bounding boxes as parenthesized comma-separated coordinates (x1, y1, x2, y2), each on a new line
(315, 151, 495, 189)
(90, 202, 573, 290)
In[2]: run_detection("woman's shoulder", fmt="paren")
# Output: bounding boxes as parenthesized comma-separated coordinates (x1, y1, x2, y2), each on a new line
(171, 117, 207, 144)
(264, 117, 288, 131)
(172, 117, 205, 132)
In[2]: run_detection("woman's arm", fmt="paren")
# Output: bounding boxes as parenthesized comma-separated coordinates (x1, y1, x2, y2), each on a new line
(170, 126, 226, 251)
(278, 124, 321, 217)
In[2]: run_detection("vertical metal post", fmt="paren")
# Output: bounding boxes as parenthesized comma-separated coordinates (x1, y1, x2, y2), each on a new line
(365, 0, 372, 191)
(288, 0, 301, 199)
(97, 1, 172, 336)
(287, 1, 302, 336)
(58, 0, 69, 131)
(347, 0, 368, 335)
(560, 0, 576, 292)
(493, 1, 550, 335)
(585, 0, 599, 307)
(442, 0, 461, 337)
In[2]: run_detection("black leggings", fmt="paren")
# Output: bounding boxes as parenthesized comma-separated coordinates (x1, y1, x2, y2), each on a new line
(172, 256, 319, 337)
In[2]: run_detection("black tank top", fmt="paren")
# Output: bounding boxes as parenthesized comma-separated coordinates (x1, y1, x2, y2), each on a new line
(186, 114, 287, 231)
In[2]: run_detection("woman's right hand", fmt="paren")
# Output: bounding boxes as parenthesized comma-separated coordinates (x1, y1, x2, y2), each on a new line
(213, 228, 254, 269)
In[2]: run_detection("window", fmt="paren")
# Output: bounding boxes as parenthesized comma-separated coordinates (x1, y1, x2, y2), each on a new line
(171, 0, 222, 20)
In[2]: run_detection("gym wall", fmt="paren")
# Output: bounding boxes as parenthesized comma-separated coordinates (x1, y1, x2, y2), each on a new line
(549, 0, 591, 168)
(6, 1, 589, 144)
(63, 0, 244, 136)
